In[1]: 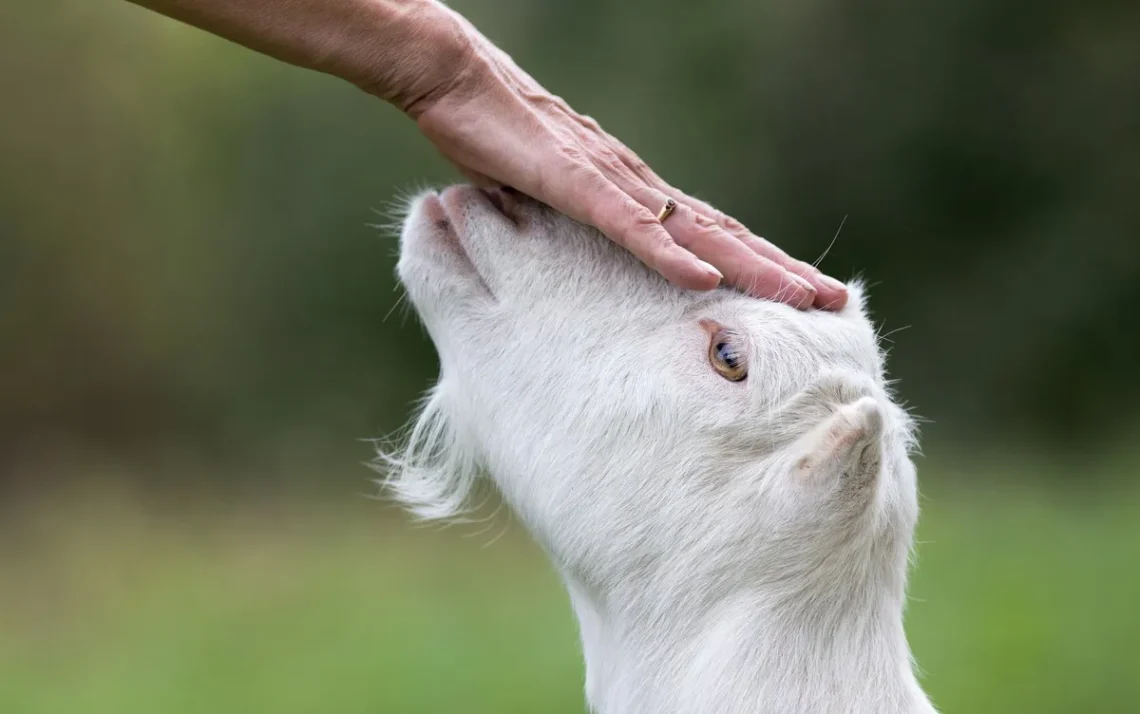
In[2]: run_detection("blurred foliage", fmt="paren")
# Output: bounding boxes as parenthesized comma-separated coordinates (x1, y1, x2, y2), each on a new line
(2, 0, 1139, 491)
(2, 468, 1139, 714)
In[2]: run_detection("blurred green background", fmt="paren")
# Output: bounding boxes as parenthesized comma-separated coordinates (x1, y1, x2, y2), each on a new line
(2, 1, 1138, 712)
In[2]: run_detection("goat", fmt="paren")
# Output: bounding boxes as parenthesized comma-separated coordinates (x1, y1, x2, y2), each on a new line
(380, 184, 938, 714)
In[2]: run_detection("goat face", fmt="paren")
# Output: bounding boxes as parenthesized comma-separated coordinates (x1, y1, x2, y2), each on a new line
(388, 185, 919, 604)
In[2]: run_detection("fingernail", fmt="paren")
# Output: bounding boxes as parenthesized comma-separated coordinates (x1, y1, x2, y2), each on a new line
(696, 259, 724, 283)
(817, 274, 847, 292)
(789, 272, 816, 294)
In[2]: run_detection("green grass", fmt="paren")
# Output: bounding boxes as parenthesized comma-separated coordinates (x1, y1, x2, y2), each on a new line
(2, 472, 1138, 714)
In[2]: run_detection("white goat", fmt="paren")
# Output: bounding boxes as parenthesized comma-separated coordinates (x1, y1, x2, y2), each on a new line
(381, 184, 938, 714)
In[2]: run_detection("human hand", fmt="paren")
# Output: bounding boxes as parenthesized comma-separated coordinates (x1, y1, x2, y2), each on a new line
(123, 0, 844, 307)
(400, 4, 848, 310)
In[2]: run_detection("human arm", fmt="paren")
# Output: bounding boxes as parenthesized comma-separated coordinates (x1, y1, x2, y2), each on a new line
(126, 0, 848, 309)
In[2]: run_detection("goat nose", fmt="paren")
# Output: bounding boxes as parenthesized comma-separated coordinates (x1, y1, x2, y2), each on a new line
(480, 187, 517, 224)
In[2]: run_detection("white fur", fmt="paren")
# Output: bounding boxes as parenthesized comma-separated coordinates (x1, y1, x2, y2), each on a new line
(380, 185, 938, 714)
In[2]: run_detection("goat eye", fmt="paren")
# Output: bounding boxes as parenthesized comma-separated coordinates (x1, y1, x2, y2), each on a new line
(709, 330, 748, 382)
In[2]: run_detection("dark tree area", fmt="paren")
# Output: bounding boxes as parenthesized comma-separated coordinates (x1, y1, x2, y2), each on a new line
(2, 0, 1137, 491)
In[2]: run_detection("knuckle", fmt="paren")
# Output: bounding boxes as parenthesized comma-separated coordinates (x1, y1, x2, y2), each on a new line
(674, 210, 735, 250)
(596, 148, 628, 176)
(718, 212, 748, 234)
(579, 114, 602, 132)
(536, 93, 569, 113)
(692, 211, 721, 231)
(694, 203, 744, 236)
(626, 155, 652, 177)
(632, 212, 676, 250)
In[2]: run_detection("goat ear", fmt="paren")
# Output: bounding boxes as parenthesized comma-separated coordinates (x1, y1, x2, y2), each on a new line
(790, 396, 883, 494)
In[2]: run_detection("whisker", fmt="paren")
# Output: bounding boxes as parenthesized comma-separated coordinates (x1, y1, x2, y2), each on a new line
(877, 324, 912, 344)
(812, 214, 847, 268)
(383, 290, 409, 324)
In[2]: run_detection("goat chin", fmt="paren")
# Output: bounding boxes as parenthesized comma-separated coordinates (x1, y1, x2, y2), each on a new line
(381, 184, 938, 714)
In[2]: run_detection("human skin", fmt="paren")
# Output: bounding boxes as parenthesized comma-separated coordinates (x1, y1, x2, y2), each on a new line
(126, 0, 848, 310)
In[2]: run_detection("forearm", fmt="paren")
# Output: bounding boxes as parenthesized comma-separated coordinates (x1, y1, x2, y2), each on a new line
(127, 0, 475, 112)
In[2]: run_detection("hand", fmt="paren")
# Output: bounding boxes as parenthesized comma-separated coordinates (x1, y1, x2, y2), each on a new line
(404, 6, 849, 311)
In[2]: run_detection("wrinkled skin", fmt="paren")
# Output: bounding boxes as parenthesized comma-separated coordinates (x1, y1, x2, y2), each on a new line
(409, 4, 849, 309)
(128, 0, 848, 309)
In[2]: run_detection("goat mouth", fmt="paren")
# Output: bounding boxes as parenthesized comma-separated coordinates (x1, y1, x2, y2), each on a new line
(412, 187, 497, 298)
(439, 183, 514, 226)
(417, 191, 470, 261)
(426, 185, 508, 255)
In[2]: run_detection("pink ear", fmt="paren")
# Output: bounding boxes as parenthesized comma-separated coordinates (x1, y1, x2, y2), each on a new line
(792, 396, 884, 495)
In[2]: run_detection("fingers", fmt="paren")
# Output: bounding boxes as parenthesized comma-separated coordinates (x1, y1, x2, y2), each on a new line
(625, 186, 817, 309)
(564, 167, 723, 291)
(781, 256, 850, 311)
(567, 122, 846, 310)
(671, 193, 850, 311)
(428, 70, 847, 310)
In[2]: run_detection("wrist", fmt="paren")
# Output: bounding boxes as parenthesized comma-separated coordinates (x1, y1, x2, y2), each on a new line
(345, 0, 480, 116)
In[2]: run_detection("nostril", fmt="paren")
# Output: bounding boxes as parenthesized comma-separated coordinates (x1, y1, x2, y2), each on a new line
(483, 188, 506, 214)
(481, 187, 517, 224)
